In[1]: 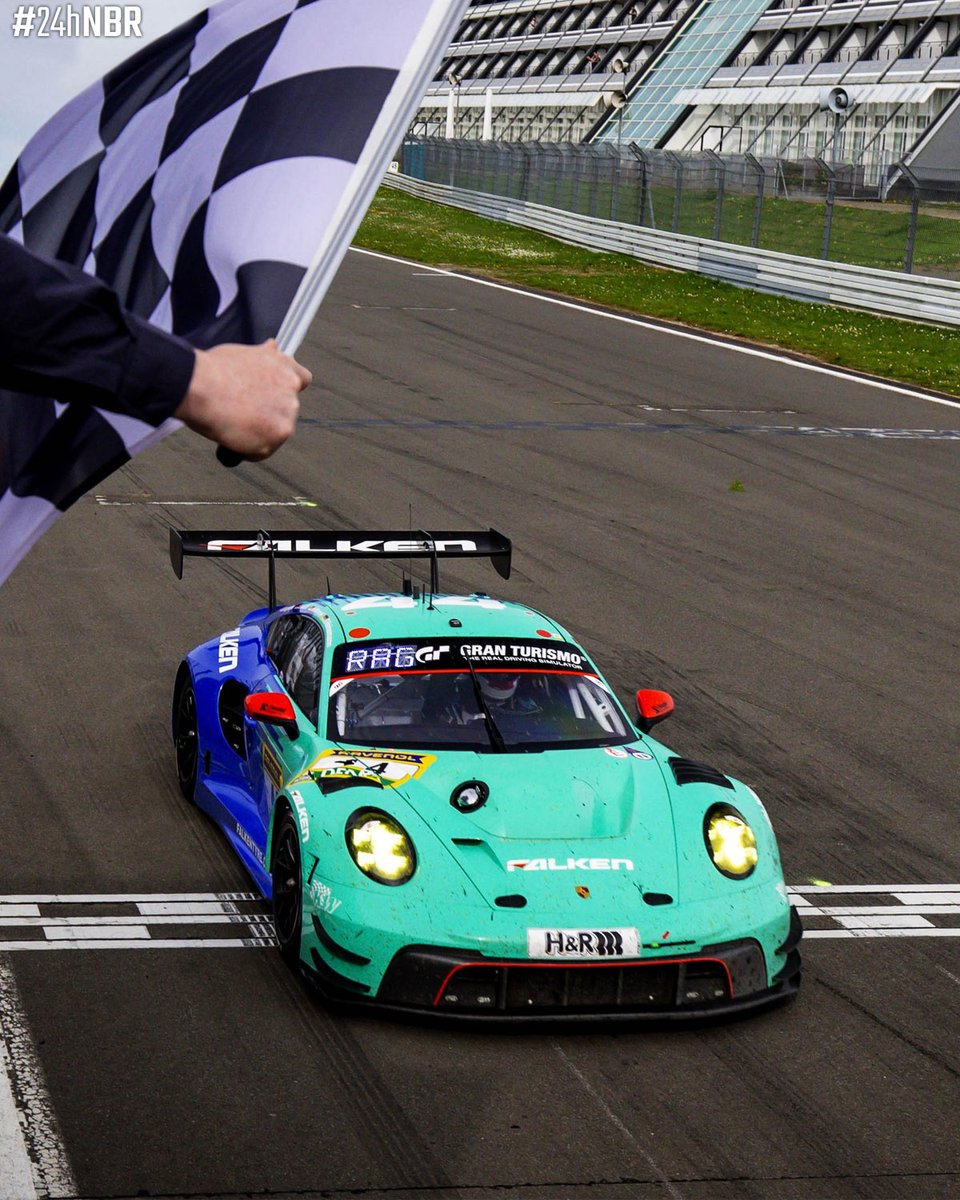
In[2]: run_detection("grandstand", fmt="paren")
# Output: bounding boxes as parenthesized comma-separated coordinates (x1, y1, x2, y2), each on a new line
(414, 0, 960, 187)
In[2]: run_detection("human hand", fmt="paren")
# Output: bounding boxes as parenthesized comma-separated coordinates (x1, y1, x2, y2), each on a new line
(174, 339, 312, 461)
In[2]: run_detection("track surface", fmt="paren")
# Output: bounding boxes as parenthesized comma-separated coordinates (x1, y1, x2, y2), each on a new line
(2, 250, 960, 1200)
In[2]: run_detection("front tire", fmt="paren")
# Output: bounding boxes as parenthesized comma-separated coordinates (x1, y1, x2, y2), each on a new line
(173, 673, 199, 801)
(272, 808, 303, 968)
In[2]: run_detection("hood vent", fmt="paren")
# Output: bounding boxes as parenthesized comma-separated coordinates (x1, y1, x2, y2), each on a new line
(668, 757, 733, 789)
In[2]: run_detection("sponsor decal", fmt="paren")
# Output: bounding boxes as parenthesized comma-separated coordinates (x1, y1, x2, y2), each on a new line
(527, 927, 639, 959)
(575, 885, 590, 899)
(415, 644, 450, 664)
(262, 743, 283, 791)
(235, 823, 265, 866)
(604, 746, 629, 758)
(507, 857, 634, 872)
(290, 789, 310, 842)
(217, 628, 241, 673)
(346, 644, 417, 673)
(309, 878, 341, 916)
(333, 638, 594, 679)
(292, 749, 435, 789)
(626, 747, 653, 761)
(207, 537, 479, 556)
(459, 642, 586, 668)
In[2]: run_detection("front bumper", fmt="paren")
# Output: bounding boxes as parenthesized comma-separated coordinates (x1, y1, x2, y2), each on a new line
(306, 908, 802, 1022)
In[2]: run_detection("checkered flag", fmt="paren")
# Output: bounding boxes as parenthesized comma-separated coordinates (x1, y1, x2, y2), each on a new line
(0, 0, 468, 583)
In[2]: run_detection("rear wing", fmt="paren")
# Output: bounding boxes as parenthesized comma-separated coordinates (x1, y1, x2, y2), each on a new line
(169, 527, 512, 609)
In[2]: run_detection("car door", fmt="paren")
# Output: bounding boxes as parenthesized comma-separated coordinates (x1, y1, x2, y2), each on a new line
(248, 613, 325, 831)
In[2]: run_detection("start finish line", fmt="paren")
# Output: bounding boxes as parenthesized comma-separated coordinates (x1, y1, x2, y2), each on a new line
(0, 888, 959, 950)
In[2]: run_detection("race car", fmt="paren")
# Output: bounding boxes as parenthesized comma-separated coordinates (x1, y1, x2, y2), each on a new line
(170, 527, 801, 1020)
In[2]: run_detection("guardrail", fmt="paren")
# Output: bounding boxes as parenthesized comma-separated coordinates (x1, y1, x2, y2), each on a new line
(383, 172, 960, 328)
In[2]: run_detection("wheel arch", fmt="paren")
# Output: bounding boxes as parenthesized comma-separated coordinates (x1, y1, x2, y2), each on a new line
(172, 660, 194, 742)
(266, 793, 294, 871)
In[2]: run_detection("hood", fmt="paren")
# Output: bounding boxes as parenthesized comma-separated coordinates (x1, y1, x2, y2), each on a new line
(401, 746, 680, 910)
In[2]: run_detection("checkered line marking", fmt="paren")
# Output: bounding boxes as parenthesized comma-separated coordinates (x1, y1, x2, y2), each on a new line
(1, 888, 959, 950)
(0, 893, 276, 950)
(790, 884, 960, 939)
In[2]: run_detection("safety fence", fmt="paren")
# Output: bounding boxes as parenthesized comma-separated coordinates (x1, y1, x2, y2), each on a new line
(383, 169, 960, 328)
(400, 137, 960, 282)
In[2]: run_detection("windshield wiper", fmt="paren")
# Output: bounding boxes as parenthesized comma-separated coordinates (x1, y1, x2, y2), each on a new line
(461, 654, 507, 753)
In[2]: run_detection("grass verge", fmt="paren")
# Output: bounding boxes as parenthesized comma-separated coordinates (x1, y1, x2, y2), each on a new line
(354, 186, 960, 398)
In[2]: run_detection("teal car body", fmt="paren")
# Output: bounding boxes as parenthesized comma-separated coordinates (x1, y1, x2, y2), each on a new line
(171, 529, 801, 1020)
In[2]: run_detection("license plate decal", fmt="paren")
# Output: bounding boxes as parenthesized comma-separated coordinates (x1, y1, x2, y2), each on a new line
(526, 927, 640, 959)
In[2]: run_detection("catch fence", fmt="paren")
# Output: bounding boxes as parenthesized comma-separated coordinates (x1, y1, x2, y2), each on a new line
(400, 138, 960, 280)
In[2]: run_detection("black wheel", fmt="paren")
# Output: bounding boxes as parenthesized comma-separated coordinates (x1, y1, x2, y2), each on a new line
(272, 808, 303, 968)
(173, 674, 199, 801)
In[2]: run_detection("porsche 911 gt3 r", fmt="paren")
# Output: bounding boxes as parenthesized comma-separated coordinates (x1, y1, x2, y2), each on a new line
(170, 528, 801, 1020)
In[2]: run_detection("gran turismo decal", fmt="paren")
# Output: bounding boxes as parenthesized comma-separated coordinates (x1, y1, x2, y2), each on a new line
(218, 628, 241, 673)
(459, 642, 586, 668)
(507, 857, 635, 872)
(292, 749, 435, 789)
(290, 790, 310, 842)
(626, 748, 653, 761)
(527, 927, 640, 959)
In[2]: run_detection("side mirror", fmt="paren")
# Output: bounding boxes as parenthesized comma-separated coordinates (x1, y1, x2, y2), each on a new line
(244, 691, 299, 740)
(635, 689, 674, 734)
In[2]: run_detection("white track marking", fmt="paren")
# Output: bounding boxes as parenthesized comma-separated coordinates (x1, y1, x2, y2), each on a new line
(803, 905, 960, 916)
(791, 884, 960, 893)
(804, 927, 960, 939)
(94, 497, 315, 507)
(834, 914, 933, 929)
(136, 901, 246, 915)
(0, 893, 258, 903)
(0, 916, 261, 927)
(935, 965, 960, 988)
(0, 960, 76, 1198)
(0, 940, 272, 952)
(43, 926, 150, 941)
(350, 247, 960, 412)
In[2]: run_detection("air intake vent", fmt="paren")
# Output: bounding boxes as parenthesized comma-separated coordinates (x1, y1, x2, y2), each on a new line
(668, 757, 733, 789)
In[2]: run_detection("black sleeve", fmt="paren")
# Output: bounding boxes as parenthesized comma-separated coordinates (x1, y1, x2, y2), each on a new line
(0, 233, 196, 426)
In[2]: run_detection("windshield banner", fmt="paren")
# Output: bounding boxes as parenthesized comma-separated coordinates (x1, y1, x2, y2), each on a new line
(332, 638, 596, 678)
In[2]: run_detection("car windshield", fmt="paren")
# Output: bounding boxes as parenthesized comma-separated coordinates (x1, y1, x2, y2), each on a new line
(327, 638, 632, 751)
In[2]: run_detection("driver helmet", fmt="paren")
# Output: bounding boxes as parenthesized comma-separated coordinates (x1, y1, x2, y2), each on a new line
(479, 673, 519, 703)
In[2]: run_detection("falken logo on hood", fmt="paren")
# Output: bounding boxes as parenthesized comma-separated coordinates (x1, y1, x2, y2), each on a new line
(507, 857, 634, 872)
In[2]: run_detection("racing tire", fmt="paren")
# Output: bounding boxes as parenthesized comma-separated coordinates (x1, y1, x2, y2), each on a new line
(272, 808, 303, 969)
(173, 673, 199, 802)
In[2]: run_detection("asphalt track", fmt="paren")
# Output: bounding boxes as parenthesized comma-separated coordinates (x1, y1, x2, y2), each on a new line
(2, 248, 960, 1200)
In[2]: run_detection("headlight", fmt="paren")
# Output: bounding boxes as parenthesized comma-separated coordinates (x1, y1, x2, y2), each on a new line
(346, 810, 416, 885)
(704, 805, 758, 879)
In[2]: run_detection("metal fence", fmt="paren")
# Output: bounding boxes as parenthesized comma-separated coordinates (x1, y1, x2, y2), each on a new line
(400, 138, 960, 280)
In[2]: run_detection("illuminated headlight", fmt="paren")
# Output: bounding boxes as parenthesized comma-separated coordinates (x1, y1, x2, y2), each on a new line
(346, 810, 416, 886)
(704, 805, 758, 879)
